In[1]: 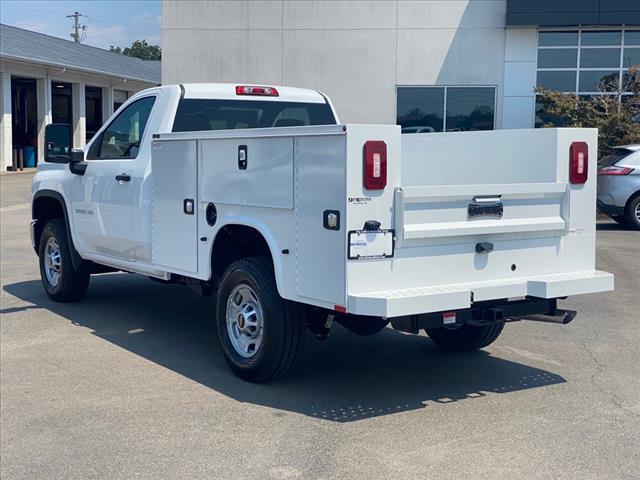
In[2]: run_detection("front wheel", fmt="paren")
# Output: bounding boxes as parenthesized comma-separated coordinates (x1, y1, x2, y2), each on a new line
(38, 219, 90, 302)
(425, 321, 505, 351)
(216, 257, 305, 382)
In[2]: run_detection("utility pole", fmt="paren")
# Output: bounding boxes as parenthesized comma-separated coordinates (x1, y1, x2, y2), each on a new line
(66, 11, 86, 43)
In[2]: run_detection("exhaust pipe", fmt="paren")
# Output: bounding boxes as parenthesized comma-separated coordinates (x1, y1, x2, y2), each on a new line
(520, 309, 577, 325)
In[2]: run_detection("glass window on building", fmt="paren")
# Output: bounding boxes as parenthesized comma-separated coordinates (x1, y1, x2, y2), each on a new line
(396, 86, 495, 133)
(536, 28, 640, 128)
(113, 89, 129, 111)
(85, 86, 103, 142)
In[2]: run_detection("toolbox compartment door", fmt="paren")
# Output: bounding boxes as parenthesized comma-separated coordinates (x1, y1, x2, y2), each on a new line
(151, 139, 199, 275)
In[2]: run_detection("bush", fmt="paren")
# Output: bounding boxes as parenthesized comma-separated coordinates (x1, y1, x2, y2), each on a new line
(536, 67, 640, 162)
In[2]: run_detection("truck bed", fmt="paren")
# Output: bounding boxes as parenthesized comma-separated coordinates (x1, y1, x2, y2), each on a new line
(151, 125, 613, 317)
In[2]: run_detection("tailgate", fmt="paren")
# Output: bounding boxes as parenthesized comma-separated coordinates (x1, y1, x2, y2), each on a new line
(344, 127, 613, 316)
(394, 182, 567, 244)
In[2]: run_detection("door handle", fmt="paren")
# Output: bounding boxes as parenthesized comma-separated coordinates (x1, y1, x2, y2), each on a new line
(115, 174, 131, 183)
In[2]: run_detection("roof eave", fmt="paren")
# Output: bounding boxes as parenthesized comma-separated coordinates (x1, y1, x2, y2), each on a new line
(0, 54, 160, 85)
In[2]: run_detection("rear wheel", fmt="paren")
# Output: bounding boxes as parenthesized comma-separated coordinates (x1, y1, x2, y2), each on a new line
(425, 321, 505, 351)
(216, 257, 305, 382)
(38, 219, 90, 302)
(625, 196, 640, 230)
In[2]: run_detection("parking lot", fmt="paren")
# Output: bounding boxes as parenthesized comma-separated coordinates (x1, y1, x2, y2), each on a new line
(1, 172, 638, 479)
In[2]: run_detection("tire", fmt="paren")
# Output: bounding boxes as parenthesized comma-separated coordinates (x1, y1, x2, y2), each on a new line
(425, 321, 505, 352)
(38, 219, 90, 302)
(611, 215, 628, 226)
(625, 196, 640, 230)
(216, 257, 305, 382)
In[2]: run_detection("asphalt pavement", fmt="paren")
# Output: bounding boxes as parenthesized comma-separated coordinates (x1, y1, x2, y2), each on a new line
(1, 172, 638, 479)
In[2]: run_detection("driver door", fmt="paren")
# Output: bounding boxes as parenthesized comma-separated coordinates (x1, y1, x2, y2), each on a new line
(71, 96, 156, 261)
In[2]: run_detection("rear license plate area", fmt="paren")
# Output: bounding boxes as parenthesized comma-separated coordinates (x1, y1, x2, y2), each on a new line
(348, 229, 394, 260)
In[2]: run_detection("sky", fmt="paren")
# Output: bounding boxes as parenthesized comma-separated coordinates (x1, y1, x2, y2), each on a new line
(0, 0, 161, 50)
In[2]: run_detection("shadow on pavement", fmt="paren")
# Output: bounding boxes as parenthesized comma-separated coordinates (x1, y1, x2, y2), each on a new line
(3, 274, 566, 422)
(596, 221, 634, 231)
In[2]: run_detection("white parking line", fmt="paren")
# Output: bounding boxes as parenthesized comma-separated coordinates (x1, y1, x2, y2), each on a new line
(0, 203, 30, 212)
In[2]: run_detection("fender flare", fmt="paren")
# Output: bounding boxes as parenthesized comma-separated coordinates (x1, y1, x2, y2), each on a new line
(210, 217, 287, 297)
(32, 190, 84, 270)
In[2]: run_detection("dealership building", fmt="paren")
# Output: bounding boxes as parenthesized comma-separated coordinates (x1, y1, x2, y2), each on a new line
(162, 0, 640, 131)
(0, 24, 160, 170)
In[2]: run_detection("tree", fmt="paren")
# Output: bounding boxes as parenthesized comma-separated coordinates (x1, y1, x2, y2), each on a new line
(536, 67, 640, 161)
(109, 40, 161, 61)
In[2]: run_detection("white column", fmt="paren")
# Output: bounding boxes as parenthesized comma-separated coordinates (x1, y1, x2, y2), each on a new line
(72, 82, 86, 148)
(502, 28, 538, 129)
(0, 70, 12, 171)
(102, 86, 114, 123)
(36, 75, 52, 164)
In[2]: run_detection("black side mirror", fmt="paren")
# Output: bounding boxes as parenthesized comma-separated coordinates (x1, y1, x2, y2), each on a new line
(44, 124, 72, 163)
(69, 148, 87, 175)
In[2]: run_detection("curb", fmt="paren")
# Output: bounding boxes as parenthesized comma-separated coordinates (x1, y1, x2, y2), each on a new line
(1, 169, 37, 176)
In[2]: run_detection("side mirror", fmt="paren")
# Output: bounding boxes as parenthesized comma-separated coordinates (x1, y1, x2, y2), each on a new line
(44, 124, 72, 163)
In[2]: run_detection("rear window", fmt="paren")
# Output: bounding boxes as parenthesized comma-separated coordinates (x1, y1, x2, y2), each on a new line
(172, 99, 336, 132)
(600, 149, 634, 167)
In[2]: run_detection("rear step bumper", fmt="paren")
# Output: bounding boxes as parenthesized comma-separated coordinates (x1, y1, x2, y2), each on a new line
(390, 298, 576, 333)
(348, 270, 613, 318)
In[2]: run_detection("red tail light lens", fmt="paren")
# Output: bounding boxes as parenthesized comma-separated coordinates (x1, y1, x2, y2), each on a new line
(569, 142, 588, 184)
(598, 165, 634, 175)
(235, 85, 279, 96)
(363, 141, 387, 190)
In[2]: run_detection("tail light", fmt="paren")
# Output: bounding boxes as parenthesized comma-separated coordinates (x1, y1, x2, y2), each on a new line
(598, 165, 634, 175)
(235, 85, 279, 96)
(569, 142, 588, 184)
(363, 141, 387, 190)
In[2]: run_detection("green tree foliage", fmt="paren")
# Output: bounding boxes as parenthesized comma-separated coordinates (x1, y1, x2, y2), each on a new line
(536, 67, 640, 161)
(109, 40, 161, 61)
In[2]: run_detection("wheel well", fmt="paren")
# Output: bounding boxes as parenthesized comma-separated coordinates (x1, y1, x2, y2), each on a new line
(624, 190, 640, 213)
(210, 225, 273, 282)
(32, 195, 65, 251)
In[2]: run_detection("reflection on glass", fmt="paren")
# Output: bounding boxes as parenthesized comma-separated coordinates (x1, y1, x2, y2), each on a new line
(445, 88, 495, 131)
(537, 49, 577, 68)
(537, 71, 576, 91)
(579, 71, 619, 92)
(623, 48, 640, 68)
(396, 87, 444, 132)
(626, 31, 640, 46)
(538, 31, 578, 46)
(581, 31, 621, 46)
(579, 48, 621, 68)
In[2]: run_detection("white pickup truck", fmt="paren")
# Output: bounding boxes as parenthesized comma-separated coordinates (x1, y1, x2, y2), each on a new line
(32, 83, 614, 381)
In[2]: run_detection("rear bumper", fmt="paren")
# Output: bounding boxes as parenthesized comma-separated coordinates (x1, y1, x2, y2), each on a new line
(597, 199, 624, 216)
(347, 270, 614, 317)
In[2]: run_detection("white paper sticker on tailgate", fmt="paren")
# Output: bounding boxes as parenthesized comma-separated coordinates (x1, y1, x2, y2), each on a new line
(348, 230, 394, 260)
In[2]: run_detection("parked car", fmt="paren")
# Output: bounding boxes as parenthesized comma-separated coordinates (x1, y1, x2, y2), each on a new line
(401, 126, 436, 134)
(32, 84, 613, 382)
(597, 145, 640, 229)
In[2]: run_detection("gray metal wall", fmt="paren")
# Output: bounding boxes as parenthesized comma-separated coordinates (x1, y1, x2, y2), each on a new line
(162, 1, 507, 125)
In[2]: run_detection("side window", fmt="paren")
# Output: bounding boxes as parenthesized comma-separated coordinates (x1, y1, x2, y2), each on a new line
(88, 96, 156, 160)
